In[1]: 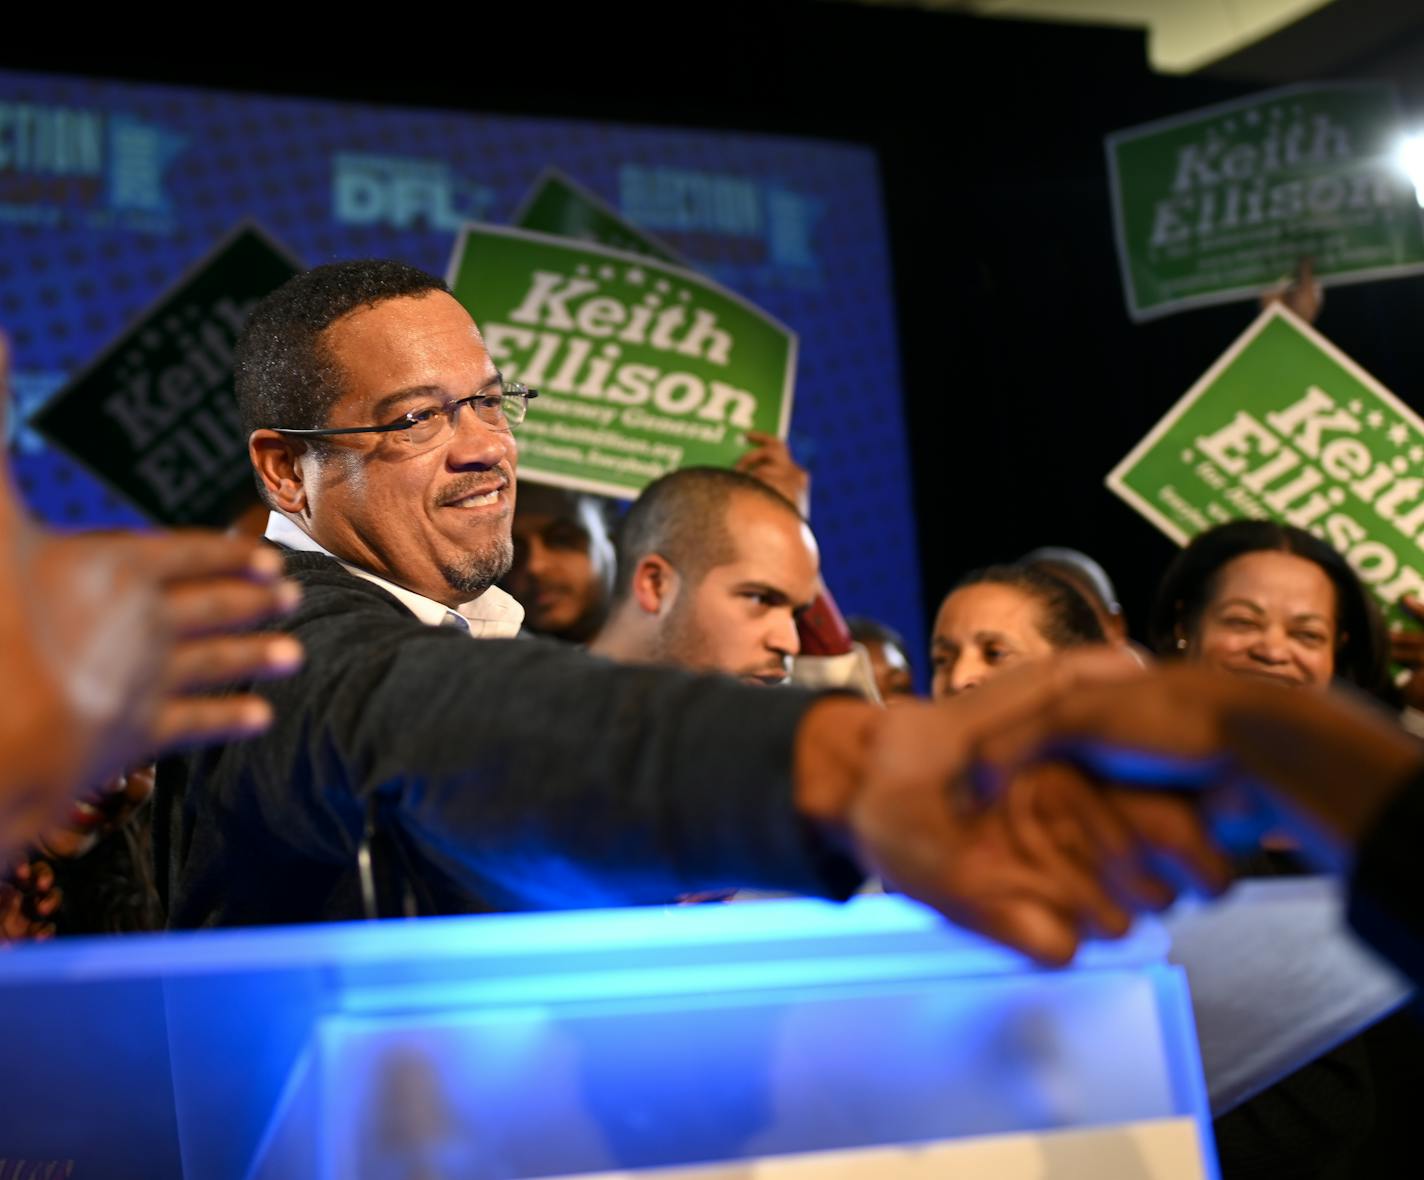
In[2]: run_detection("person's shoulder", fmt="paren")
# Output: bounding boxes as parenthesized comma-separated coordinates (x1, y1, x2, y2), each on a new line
(277, 547, 354, 582)
(272, 547, 412, 624)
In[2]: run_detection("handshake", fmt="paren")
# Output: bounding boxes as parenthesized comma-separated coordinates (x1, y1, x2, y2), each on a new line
(800, 649, 1419, 965)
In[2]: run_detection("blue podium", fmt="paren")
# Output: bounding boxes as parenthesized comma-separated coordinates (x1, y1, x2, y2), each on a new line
(0, 896, 1217, 1179)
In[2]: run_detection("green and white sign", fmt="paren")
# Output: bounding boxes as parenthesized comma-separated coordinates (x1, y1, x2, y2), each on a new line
(514, 168, 683, 264)
(1107, 305, 1424, 624)
(447, 224, 796, 500)
(1108, 83, 1424, 321)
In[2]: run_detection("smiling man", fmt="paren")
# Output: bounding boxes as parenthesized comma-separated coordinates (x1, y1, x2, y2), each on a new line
(246, 269, 526, 636)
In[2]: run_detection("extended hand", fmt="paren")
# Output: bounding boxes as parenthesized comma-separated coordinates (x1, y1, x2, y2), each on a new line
(797, 651, 1232, 965)
(974, 661, 1423, 863)
(1, 326, 305, 857)
(3, 525, 304, 848)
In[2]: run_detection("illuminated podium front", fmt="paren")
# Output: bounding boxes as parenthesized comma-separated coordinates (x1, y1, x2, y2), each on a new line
(0, 897, 1217, 1179)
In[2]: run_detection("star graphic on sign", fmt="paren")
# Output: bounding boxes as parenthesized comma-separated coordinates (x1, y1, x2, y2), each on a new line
(598, 265, 616, 281)
(678, 289, 692, 302)
(1348, 399, 1364, 414)
(1389, 422, 1410, 447)
(1181, 448, 1194, 463)
(1245, 109, 1261, 127)
(624, 267, 645, 286)
(655, 279, 671, 294)
(141, 330, 162, 349)
(576, 264, 590, 276)
(1411, 445, 1424, 464)
(1367, 410, 1385, 429)
(1221, 119, 1237, 133)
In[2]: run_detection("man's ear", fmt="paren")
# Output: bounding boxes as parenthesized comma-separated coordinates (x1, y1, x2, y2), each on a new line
(631, 554, 680, 617)
(249, 430, 310, 515)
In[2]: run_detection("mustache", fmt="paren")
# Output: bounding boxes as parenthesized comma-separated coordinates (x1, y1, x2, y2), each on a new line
(439, 470, 511, 505)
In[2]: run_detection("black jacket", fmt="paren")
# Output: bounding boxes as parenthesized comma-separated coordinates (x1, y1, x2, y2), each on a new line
(156, 551, 860, 928)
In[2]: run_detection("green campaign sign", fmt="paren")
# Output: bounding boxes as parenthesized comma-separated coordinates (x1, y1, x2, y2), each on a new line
(447, 224, 796, 500)
(1107, 305, 1424, 624)
(32, 223, 301, 527)
(1107, 83, 1424, 321)
(513, 169, 683, 263)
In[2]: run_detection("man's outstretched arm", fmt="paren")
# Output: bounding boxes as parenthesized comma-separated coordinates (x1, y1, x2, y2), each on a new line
(209, 577, 1225, 960)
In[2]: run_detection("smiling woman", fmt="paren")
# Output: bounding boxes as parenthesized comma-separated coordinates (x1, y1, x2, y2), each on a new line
(1146, 522, 1391, 1180)
(1148, 519, 1388, 696)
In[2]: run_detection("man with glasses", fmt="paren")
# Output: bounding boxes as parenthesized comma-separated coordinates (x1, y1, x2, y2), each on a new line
(156, 258, 1241, 960)
(246, 274, 532, 639)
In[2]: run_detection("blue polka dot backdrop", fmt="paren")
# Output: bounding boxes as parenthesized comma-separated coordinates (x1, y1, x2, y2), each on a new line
(0, 69, 922, 661)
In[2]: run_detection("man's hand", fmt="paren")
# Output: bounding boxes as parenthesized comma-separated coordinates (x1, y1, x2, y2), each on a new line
(0, 524, 304, 856)
(794, 651, 1233, 965)
(1, 329, 305, 857)
(736, 431, 811, 518)
(34, 764, 157, 861)
(25, 527, 306, 749)
(975, 661, 1424, 863)
(1260, 256, 1323, 324)
(0, 859, 60, 943)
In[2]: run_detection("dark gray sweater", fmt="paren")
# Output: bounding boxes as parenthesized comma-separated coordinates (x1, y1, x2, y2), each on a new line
(157, 550, 860, 928)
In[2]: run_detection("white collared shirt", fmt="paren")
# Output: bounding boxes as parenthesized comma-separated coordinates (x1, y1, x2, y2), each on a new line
(264, 512, 524, 639)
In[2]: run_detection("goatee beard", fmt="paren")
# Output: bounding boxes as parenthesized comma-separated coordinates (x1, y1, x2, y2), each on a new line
(441, 536, 514, 598)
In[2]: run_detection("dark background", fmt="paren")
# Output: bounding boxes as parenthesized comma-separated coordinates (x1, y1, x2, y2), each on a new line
(10, 0, 1424, 656)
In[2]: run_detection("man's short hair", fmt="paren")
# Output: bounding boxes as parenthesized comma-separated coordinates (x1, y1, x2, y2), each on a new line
(612, 467, 801, 602)
(234, 259, 449, 436)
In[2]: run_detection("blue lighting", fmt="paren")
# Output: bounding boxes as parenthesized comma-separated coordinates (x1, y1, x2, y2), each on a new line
(0, 896, 1212, 1180)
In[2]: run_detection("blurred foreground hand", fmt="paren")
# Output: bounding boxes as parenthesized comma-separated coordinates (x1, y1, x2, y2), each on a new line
(0, 331, 303, 861)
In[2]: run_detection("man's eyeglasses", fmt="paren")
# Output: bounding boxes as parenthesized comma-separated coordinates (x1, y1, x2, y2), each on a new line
(270, 375, 537, 447)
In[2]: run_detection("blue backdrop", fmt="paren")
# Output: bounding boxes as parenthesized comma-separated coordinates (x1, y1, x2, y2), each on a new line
(0, 68, 922, 661)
